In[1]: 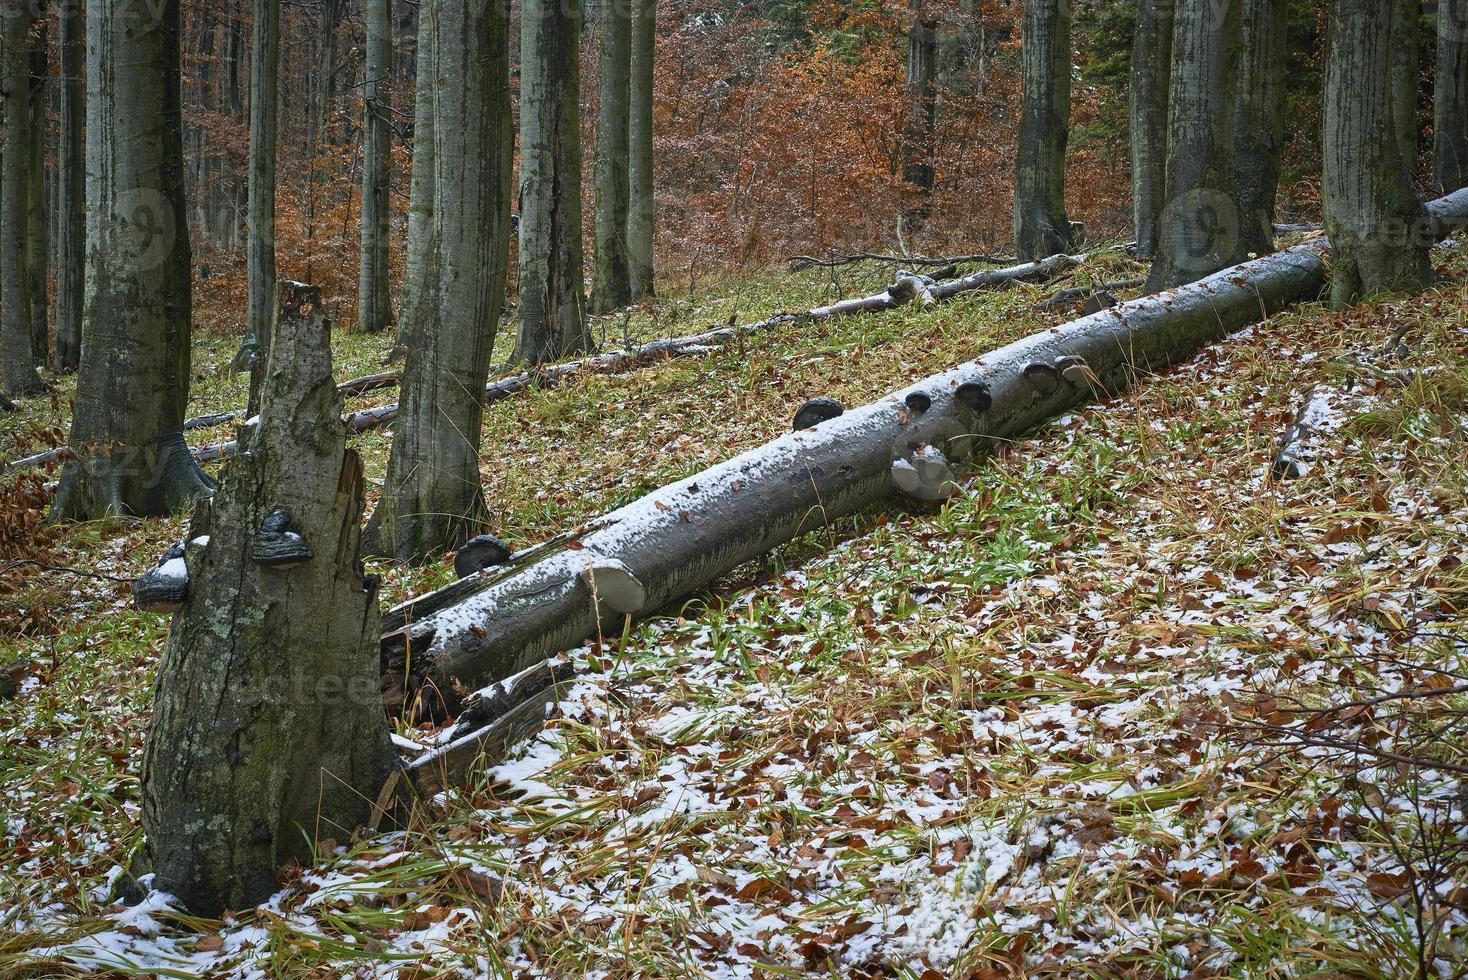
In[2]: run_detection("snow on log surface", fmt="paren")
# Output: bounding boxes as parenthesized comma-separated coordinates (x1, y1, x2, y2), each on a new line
(385, 244, 1348, 720)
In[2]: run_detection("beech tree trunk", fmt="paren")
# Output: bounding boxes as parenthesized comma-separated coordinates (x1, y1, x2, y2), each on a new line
(1013, 0, 1076, 261)
(903, 0, 938, 194)
(517, 0, 589, 364)
(394, 0, 436, 352)
(1129, 0, 1173, 259)
(310, 0, 342, 147)
(627, 0, 656, 300)
(361, 0, 513, 564)
(52, 0, 213, 519)
(2, 0, 42, 395)
(1391, 0, 1421, 178)
(1436, 0, 1468, 193)
(142, 282, 394, 917)
(55, 0, 84, 373)
(588, 0, 632, 315)
(1324, 0, 1433, 306)
(357, 0, 392, 334)
(1233, 0, 1287, 259)
(243, 0, 278, 356)
(1144, 0, 1243, 291)
(25, 20, 48, 368)
(387, 246, 1335, 718)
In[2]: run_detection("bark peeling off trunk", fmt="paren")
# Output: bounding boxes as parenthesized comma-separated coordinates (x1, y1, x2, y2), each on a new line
(386, 244, 1333, 719)
(141, 283, 394, 917)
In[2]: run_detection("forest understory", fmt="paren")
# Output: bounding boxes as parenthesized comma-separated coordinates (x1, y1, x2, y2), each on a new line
(4, 240, 1468, 976)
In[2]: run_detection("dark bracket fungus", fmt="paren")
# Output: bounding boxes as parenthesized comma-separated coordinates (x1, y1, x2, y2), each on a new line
(252, 507, 314, 568)
(455, 534, 513, 579)
(793, 397, 845, 431)
(904, 391, 933, 414)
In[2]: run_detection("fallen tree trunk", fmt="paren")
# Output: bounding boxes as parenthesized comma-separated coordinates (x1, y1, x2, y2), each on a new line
(390, 187, 1468, 784)
(788, 249, 1016, 271)
(384, 246, 1329, 722)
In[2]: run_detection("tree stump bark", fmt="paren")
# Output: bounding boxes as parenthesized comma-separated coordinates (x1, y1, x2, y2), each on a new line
(141, 282, 394, 916)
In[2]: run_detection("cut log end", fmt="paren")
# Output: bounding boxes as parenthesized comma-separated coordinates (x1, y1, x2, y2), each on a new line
(455, 534, 513, 578)
(793, 397, 844, 432)
(580, 558, 647, 614)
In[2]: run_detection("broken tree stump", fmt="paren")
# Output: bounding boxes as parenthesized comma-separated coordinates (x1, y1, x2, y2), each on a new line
(140, 282, 395, 916)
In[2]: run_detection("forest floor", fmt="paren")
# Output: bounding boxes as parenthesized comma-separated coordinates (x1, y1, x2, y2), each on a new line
(2, 242, 1468, 978)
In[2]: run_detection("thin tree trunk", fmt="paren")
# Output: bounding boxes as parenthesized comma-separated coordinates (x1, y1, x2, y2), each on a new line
(903, 0, 938, 194)
(1013, 0, 1076, 261)
(627, 0, 655, 300)
(1437, 0, 1468, 193)
(1324, 0, 1433, 306)
(56, 0, 84, 373)
(357, 0, 392, 333)
(1144, 0, 1243, 292)
(1233, 0, 1288, 258)
(517, 0, 589, 363)
(243, 0, 278, 358)
(26, 19, 49, 368)
(588, 0, 632, 315)
(311, 0, 342, 147)
(2, 0, 42, 395)
(142, 282, 394, 917)
(393, 0, 436, 352)
(361, 0, 513, 563)
(52, 0, 213, 519)
(1129, 0, 1173, 258)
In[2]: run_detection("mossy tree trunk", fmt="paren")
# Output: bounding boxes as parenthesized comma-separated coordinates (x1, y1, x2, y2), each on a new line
(1436, 0, 1468, 193)
(627, 0, 656, 300)
(1324, 0, 1433, 307)
(56, 0, 85, 374)
(51, 0, 212, 519)
(361, 0, 513, 564)
(516, 0, 589, 363)
(356, 0, 392, 334)
(1012, 0, 1076, 261)
(588, 0, 632, 315)
(1, 0, 43, 396)
(1129, 0, 1173, 259)
(142, 282, 395, 917)
(1144, 0, 1243, 291)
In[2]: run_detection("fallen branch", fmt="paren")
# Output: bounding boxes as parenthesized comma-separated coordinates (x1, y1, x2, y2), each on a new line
(1033, 278, 1145, 314)
(788, 250, 1016, 271)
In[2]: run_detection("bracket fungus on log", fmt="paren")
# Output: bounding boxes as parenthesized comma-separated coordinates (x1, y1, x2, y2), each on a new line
(140, 282, 395, 917)
(793, 397, 844, 431)
(455, 534, 513, 578)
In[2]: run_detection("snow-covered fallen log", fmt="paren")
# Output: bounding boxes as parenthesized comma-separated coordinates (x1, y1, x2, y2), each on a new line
(383, 244, 1337, 721)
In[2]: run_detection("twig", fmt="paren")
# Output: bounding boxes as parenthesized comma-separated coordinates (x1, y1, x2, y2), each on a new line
(787, 250, 1015, 272)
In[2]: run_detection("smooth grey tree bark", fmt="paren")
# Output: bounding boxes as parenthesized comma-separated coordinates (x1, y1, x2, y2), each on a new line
(1129, 0, 1173, 258)
(517, 0, 590, 364)
(241, 0, 278, 362)
(393, 0, 436, 354)
(25, 20, 48, 368)
(357, 0, 392, 334)
(1233, 0, 1288, 259)
(627, 0, 655, 300)
(1437, 0, 1468, 192)
(1, 0, 43, 395)
(361, 0, 513, 564)
(1144, 0, 1243, 291)
(1324, 0, 1433, 306)
(1391, 0, 1421, 179)
(903, 0, 938, 194)
(588, 0, 632, 315)
(310, 0, 342, 148)
(1013, 0, 1076, 261)
(142, 282, 395, 917)
(52, 0, 213, 519)
(56, 0, 84, 373)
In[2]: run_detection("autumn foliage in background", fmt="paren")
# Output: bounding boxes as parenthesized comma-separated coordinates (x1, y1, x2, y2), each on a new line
(176, 0, 1140, 336)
